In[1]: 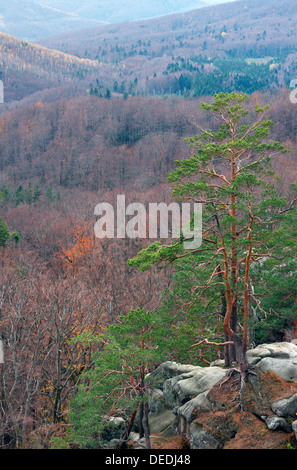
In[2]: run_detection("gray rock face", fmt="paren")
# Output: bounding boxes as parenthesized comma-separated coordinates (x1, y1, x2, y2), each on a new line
(171, 367, 228, 404)
(150, 362, 229, 407)
(150, 362, 202, 383)
(177, 391, 212, 424)
(247, 342, 297, 365)
(246, 342, 297, 381)
(149, 389, 165, 414)
(256, 357, 297, 382)
(265, 416, 292, 433)
(210, 359, 225, 367)
(272, 394, 297, 419)
(190, 421, 222, 449)
(247, 345, 272, 362)
(148, 408, 177, 437)
(147, 361, 229, 442)
(259, 342, 297, 359)
(163, 375, 186, 408)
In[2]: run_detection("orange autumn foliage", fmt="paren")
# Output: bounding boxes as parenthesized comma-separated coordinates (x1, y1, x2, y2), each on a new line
(58, 224, 96, 273)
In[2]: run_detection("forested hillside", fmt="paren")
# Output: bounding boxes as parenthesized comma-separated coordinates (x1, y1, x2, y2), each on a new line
(1, 91, 296, 193)
(0, 32, 117, 103)
(2, 0, 297, 106)
(0, 0, 296, 452)
(42, 0, 297, 97)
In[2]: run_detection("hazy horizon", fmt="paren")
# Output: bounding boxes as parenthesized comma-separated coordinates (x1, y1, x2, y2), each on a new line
(0, 0, 237, 41)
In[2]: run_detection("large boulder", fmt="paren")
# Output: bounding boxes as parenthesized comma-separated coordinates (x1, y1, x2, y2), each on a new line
(147, 361, 229, 439)
(171, 367, 228, 405)
(247, 342, 297, 364)
(256, 358, 297, 382)
(271, 394, 297, 419)
(148, 362, 229, 407)
(149, 362, 202, 385)
(149, 389, 165, 414)
(177, 391, 212, 424)
(265, 416, 292, 433)
(148, 408, 177, 437)
(148, 362, 203, 407)
(247, 342, 297, 381)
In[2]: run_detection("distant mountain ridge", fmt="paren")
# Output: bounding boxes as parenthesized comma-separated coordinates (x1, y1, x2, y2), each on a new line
(0, 31, 116, 104)
(0, 0, 106, 41)
(41, 0, 297, 74)
(38, 0, 208, 23)
(0, 0, 234, 41)
(2, 0, 297, 106)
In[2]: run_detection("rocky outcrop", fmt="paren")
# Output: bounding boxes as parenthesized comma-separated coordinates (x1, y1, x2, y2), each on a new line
(272, 394, 297, 419)
(147, 361, 229, 439)
(247, 342, 297, 381)
(145, 342, 297, 449)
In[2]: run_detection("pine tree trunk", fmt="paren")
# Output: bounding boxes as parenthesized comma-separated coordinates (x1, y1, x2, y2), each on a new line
(139, 401, 144, 439)
(233, 334, 249, 388)
(143, 402, 151, 449)
(293, 320, 297, 340)
(229, 305, 238, 363)
(139, 367, 145, 438)
(117, 410, 137, 449)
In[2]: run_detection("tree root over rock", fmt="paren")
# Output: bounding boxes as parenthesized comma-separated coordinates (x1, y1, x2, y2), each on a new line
(219, 368, 258, 414)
